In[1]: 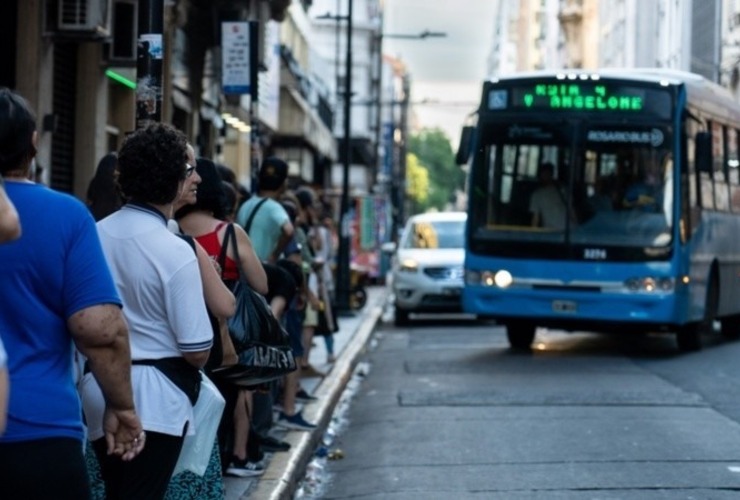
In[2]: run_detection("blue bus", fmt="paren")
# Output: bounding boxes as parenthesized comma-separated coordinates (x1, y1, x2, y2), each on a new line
(457, 69, 740, 351)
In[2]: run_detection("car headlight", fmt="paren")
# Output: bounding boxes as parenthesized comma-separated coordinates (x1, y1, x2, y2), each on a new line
(398, 258, 419, 273)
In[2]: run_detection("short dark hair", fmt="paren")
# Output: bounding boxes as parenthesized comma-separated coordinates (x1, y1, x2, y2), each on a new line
(258, 156, 288, 191)
(117, 123, 188, 205)
(539, 162, 555, 176)
(0, 88, 37, 174)
(294, 186, 315, 209)
(216, 163, 236, 184)
(175, 157, 228, 220)
(281, 200, 297, 223)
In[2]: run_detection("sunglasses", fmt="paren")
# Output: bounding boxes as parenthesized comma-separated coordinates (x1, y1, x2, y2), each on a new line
(185, 164, 196, 178)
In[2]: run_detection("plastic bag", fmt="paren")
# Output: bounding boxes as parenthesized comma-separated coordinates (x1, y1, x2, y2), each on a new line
(172, 373, 225, 477)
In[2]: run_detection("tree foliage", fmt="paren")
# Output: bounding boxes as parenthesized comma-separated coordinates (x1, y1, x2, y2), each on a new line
(405, 153, 429, 210)
(407, 128, 464, 213)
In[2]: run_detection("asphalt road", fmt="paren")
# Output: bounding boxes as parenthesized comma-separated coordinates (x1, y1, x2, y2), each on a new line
(320, 313, 740, 499)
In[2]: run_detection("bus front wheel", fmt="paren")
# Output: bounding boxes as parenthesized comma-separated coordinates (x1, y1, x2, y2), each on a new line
(506, 322, 536, 350)
(677, 275, 719, 352)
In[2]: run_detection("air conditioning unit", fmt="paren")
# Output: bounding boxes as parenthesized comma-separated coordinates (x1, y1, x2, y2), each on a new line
(57, 0, 111, 36)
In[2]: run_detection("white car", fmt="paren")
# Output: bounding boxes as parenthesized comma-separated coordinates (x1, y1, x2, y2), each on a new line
(385, 212, 467, 325)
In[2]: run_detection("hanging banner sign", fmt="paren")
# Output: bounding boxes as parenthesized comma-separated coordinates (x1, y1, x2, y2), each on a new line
(222, 21, 253, 95)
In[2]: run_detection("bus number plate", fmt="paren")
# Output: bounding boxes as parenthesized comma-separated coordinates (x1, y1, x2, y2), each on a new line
(552, 300, 577, 313)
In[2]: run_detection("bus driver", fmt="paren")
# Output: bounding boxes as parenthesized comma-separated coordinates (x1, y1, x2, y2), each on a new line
(529, 162, 568, 230)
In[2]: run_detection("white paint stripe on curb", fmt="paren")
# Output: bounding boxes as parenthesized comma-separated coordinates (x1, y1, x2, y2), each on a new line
(247, 298, 385, 500)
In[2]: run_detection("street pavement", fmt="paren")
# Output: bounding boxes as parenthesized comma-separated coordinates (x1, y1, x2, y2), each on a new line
(224, 285, 386, 500)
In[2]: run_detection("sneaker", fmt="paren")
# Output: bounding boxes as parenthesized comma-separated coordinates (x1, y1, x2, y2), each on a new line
(276, 411, 317, 431)
(259, 435, 291, 453)
(327, 354, 337, 363)
(295, 388, 318, 403)
(225, 458, 265, 478)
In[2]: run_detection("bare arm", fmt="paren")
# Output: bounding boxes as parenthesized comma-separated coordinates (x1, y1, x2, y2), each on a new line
(182, 350, 210, 369)
(194, 240, 236, 318)
(0, 183, 20, 243)
(269, 221, 295, 264)
(233, 224, 268, 295)
(69, 304, 144, 460)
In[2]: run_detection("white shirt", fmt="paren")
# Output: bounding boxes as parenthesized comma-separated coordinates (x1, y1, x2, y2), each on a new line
(80, 204, 212, 439)
(529, 184, 567, 230)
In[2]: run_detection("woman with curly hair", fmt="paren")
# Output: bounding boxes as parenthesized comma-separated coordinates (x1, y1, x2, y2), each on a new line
(79, 123, 213, 499)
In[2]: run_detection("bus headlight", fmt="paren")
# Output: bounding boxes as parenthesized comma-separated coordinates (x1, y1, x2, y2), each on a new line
(624, 277, 674, 293)
(465, 269, 513, 288)
(493, 270, 513, 288)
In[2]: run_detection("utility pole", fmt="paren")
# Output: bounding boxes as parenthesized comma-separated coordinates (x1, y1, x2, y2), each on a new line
(135, 0, 165, 128)
(398, 73, 410, 227)
(335, 0, 353, 313)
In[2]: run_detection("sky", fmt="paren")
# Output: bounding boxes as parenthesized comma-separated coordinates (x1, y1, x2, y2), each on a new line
(383, 0, 498, 146)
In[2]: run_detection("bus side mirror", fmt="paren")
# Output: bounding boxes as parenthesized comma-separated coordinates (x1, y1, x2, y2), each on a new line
(455, 126, 474, 165)
(695, 131, 712, 173)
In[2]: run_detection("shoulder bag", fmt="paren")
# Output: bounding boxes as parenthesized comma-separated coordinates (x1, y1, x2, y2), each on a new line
(211, 223, 297, 386)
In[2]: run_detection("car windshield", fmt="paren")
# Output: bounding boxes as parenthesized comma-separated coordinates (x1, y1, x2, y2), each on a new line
(402, 219, 465, 249)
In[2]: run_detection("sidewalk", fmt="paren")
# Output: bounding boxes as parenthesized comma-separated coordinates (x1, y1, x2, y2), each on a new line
(224, 285, 386, 500)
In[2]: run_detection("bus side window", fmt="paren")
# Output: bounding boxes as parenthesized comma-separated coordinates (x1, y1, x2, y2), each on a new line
(713, 122, 730, 211)
(728, 127, 740, 212)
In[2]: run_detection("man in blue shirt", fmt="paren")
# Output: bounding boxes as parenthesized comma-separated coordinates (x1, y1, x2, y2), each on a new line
(0, 88, 143, 499)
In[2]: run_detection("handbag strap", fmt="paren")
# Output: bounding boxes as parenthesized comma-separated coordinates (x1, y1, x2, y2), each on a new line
(218, 223, 247, 282)
(243, 197, 269, 235)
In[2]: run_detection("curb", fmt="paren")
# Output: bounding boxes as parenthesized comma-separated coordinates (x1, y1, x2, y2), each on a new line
(247, 296, 385, 500)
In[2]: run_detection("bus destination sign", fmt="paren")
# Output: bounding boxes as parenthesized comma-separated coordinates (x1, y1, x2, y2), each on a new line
(484, 80, 673, 119)
(512, 83, 644, 111)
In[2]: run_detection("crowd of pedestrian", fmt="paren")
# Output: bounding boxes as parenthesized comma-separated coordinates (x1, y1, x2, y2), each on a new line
(0, 87, 340, 499)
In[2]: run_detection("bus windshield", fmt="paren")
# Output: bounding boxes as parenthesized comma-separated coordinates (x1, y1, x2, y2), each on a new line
(468, 120, 674, 260)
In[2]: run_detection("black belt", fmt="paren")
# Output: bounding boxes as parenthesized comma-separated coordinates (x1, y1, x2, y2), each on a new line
(84, 357, 201, 405)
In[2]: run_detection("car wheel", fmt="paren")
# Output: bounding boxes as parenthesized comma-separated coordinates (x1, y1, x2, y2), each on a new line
(506, 321, 536, 350)
(394, 307, 410, 326)
(350, 287, 367, 310)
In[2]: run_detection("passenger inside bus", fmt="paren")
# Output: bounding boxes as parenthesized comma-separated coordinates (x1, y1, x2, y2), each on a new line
(529, 162, 569, 230)
(622, 160, 663, 212)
